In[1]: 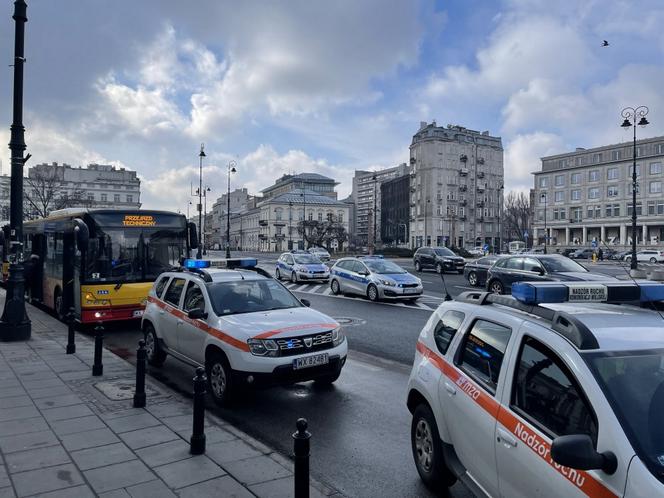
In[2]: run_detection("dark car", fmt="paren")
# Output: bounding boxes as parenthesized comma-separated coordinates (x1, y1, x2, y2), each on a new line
(413, 247, 465, 274)
(570, 248, 595, 259)
(560, 248, 576, 257)
(485, 254, 614, 294)
(463, 255, 504, 287)
(611, 250, 630, 261)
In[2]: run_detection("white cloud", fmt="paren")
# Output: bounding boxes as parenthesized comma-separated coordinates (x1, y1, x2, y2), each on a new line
(504, 132, 566, 190)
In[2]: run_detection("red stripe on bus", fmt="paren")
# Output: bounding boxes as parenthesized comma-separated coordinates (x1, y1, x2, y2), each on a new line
(416, 340, 617, 498)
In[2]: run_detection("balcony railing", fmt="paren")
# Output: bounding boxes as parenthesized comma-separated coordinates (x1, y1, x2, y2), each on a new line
(259, 219, 268, 226)
(459, 168, 469, 176)
(477, 171, 485, 179)
(459, 185, 467, 192)
(460, 154, 468, 163)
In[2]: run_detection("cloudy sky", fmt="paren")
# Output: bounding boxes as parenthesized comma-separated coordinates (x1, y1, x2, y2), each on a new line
(0, 0, 663, 211)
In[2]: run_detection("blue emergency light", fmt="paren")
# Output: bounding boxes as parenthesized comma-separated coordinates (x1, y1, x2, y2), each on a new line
(208, 258, 258, 269)
(511, 281, 664, 306)
(183, 259, 211, 269)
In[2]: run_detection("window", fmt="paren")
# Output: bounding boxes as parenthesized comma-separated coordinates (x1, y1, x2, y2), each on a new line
(571, 173, 581, 185)
(628, 164, 641, 177)
(554, 191, 564, 202)
(183, 282, 205, 312)
(589, 170, 599, 182)
(571, 207, 582, 222)
(512, 337, 597, 444)
(659, 201, 664, 215)
(607, 186, 619, 197)
(539, 177, 548, 188)
(553, 208, 565, 220)
(101, 194, 108, 202)
(126, 195, 133, 203)
(114, 194, 120, 203)
(605, 204, 620, 217)
(588, 187, 599, 199)
(87, 194, 94, 201)
(607, 167, 618, 180)
(570, 189, 580, 201)
(587, 206, 594, 219)
(650, 181, 662, 194)
(627, 203, 643, 216)
(554, 175, 565, 187)
(648, 201, 655, 215)
(153, 276, 170, 298)
(318, 212, 323, 222)
(522, 257, 544, 273)
(163, 278, 186, 307)
(650, 162, 662, 175)
(275, 208, 283, 221)
(505, 257, 524, 270)
(433, 311, 465, 355)
(611, 150, 622, 161)
(337, 211, 344, 223)
(592, 153, 602, 163)
(457, 320, 512, 394)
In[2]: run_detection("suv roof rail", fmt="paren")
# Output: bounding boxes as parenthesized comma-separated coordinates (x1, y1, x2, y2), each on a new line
(455, 291, 598, 350)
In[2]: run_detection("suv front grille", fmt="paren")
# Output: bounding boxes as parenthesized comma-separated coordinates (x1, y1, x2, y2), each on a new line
(275, 331, 334, 356)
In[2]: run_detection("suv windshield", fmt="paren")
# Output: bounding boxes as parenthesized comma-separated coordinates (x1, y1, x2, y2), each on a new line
(434, 248, 455, 257)
(363, 259, 406, 274)
(585, 349, 664, 482)
(540, 257, 588, 273)
(294, 254, 320, 264)
(207, 279, 302, 316)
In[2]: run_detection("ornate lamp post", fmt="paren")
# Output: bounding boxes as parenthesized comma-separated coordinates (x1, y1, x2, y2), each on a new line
(541, 192, 548, 254)
(621, 106, 649, 270)
(196, 144, 205, 259)
(202, 186, 211, 255)
(497, 184, 504, 254)
(0, 0, 31, 341)
(226, 160, 236, 258)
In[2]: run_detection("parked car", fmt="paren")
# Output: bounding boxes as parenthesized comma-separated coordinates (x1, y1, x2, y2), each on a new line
(560, 248, 576, 257)
(468, 246, 485, 257)
(570, 248, 595, 259)
(485, 254, 614, 294)
(413, 247, 465, 274)
(624, 250, 664, 263)
(276, 252, 329, 283)
(308, 246, 331, 262)
(463, 255, 504, 287)
(611, 250, 631, 260)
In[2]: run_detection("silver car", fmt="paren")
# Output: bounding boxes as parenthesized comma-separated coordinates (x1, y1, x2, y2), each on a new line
(329, 257, 423, 302)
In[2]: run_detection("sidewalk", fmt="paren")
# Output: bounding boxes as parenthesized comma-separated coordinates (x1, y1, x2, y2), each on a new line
(0, 293, 341, 498)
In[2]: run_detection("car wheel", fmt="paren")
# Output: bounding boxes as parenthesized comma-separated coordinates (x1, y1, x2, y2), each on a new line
(290, 271, 298, 283)
(275, 268, 281, 280)
(436, 263, 443, 274)
(144, 323, 167, 367)
(468, 271, 478, 286)
(650, 257, 657, 263)
(411, 404, 456, 491)
(206, 352, 234, 406)
(314, 367, 342, 385)
(489, 279, 504, 294)
(367, 284, 379, 302)
(415, 261, 422, 272)
(625, 256, 632, 262)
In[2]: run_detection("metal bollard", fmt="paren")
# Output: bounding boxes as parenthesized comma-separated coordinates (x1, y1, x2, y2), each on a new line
(92, 324, 104, 376)
(133, 340, 147, 408)
(66, 307, 76, 354)
(293, 418, 311, 498)
(190, 367, 206, 455)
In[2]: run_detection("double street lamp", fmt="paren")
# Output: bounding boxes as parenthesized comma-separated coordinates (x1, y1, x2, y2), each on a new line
(621, 106, 650, 270)
(195, 144, 205, 259)
(226, 160, 237, 258)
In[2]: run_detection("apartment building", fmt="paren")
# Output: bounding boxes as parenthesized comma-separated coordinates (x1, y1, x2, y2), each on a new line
(532, 136, 664, 248)
(409, 122, 504, 249)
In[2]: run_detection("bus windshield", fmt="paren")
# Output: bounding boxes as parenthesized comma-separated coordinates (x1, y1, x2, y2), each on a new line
(85, 213, 187, 282)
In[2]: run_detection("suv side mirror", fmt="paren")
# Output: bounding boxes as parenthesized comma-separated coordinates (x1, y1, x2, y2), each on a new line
(551, 435, 617, 474)
(187, 308, 208, 320)
(300, 298, 311, 307)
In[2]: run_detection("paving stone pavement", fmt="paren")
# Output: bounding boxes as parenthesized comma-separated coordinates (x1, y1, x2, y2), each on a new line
(0, 292, 342, 498)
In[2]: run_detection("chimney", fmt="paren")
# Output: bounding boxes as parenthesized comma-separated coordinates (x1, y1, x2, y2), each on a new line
(419, 121, 427, 130)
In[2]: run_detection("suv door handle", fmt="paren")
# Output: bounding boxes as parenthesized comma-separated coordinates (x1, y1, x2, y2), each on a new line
(496, 428, 517, 447)
(444, 382, 457, 395)
(158, 310, 165, 315)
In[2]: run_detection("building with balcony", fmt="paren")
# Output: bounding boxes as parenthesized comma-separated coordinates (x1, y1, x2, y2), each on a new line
(351, 163, 409, 247)
(261, 173, 338, 201)
(209, 188, 250, 250)
(532, 136, 664, 248)
(409, 121, 504, 249)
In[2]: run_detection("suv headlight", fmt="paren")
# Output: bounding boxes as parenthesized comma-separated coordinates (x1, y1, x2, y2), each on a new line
(332, 327, 345, 346)
(247, 338, 279, 357)
(379, 279, 396, 286)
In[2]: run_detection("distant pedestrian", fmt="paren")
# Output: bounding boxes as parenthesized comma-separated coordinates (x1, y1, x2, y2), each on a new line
(598, 248, 604, 261)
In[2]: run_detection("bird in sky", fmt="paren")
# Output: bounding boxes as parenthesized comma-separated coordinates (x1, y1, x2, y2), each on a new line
(602, 40, 609, 46)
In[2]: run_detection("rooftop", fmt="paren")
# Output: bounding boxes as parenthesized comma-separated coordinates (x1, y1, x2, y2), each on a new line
(266, 188, 348, 206)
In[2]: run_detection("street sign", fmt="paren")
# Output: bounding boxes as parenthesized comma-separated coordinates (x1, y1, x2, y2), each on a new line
(523, 230, 529, 238)
(483, 244, 490, 252)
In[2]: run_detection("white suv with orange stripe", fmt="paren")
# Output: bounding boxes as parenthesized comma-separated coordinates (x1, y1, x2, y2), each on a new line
(142, 258, 347, 405)
(407, 281, 664, 497)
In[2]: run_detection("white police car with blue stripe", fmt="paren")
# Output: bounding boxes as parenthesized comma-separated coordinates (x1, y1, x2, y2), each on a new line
(276, 252, 330, 283)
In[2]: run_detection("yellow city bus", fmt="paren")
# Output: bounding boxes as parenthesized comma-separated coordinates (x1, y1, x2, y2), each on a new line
(23, 208, 197, 324)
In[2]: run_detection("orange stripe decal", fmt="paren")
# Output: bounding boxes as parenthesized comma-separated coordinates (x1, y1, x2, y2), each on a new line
(416, 340, 617, 498)
(147, 295, 250, 352)
(254, 323, 338, 340)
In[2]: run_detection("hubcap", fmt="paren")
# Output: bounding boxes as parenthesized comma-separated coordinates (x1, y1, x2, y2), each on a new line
(332, 281, 339, 293)
(492, 282, 502, 293)
(145, 331, 155, 358)
(415, 419, 434, 472)
(369, 287, 377, 300)
(469, 273, 477, 285)
(437, 265, 442, 274)
(210, 362, 226, 398)
(291, 272, 296, 283)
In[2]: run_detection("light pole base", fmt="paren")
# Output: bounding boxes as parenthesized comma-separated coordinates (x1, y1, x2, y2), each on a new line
(0, 317, 31, 342)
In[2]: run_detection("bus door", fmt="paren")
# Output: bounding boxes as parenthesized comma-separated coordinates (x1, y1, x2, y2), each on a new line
(62, 231, 76, 314)
(29, 233, 46, 303)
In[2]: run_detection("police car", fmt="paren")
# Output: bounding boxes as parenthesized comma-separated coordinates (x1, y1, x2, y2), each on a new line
(275, 252, 330, 283)
(141, 258, 347, 405)
(406, 280, 664, 497)
(330, 256, 423, 302)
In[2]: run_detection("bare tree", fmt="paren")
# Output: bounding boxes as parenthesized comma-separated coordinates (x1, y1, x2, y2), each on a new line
(503, 191, 532, 243)
(297, 218, 348, 251)
(24, 169, 88, 219)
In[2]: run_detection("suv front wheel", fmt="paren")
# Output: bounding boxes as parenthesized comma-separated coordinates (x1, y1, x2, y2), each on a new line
(411, 404, 456, 491)
(414, 261, 422, 272)
(144, 323, 167, 367)
(206, 352, 235, 406)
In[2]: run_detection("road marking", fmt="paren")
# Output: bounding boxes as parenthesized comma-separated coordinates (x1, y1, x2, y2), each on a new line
(320, 287, 332, 296)
(415, 302, 434, 311)
(454, 285, 477, 291)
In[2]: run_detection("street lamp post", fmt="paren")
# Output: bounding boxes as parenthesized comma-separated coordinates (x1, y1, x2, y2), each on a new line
(621, 106, 650, 270)
(196, 144, 205, 259)
(372, 174, 378, 252)
(288, 201, 293, 250)
(541, 192, 547, 254)
(226, 160, 237, 258)
(202, 187, 211, 255)
(497, 184, 504, 254)
(423, 198, 431, 247)
(187, 201, 192, 219)
(398, 223, 407, 246)
(300, 189, 307, 250)
(0, 0, 31, 341)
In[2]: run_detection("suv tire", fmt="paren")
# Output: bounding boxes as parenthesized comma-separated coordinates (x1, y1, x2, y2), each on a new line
(144, 323, 167, 367)
(275, 268, 281, 280)
(415, 261, 422, 272)
(436, 263, 443, 274)
(467, 271, 478, 286)
(206, 352, 235, 406)
(650, 257, 657, 263)
(290, 271, 298, 284)
(411, 404, 456, 490)
(331, 279, 341, 295)
(489, 279, 504, 294)
(367, 284, 379, 302)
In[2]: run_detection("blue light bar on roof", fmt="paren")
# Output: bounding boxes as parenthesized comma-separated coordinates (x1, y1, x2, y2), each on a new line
(511, 281, 664, 305)
(208, 258, 258, 269)
(183, 259, 210, 269)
